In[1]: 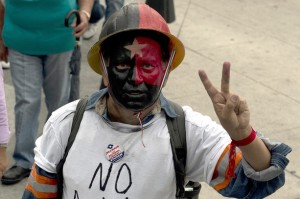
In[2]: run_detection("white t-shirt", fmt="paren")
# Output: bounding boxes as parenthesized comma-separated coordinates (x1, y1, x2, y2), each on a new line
(34, 100, 230, 199)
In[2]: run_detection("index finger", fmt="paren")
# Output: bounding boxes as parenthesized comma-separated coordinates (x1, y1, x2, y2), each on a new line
(221, 62, 231, 94)
(198, 69, 219, 99)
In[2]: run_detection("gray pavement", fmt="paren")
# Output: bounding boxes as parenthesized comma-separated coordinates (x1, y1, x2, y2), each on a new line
(1, 0, 299, 198)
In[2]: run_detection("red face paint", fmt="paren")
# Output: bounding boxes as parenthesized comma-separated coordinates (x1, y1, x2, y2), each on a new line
(124, 37, 165, 85)
(105, 36, 169, 111)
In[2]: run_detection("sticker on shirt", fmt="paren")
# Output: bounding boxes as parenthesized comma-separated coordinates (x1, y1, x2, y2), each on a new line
(105, 144, 125, 163)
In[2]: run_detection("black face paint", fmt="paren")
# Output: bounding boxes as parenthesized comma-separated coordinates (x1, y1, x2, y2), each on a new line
(104, 37, 168, 111)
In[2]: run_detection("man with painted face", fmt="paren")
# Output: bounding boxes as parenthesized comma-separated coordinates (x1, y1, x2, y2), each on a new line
(22, 3, 291, 199)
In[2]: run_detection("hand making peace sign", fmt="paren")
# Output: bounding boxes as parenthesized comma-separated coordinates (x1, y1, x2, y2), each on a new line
(198, 62, 252, 140)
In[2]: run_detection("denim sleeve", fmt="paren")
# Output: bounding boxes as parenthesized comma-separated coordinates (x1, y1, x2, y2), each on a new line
(218, 134, 292, 199)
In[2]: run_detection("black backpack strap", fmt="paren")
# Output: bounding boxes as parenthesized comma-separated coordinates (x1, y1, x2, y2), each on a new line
(56, 98, 88, 199)
(166, 100, 187, 197)
(166, 100, 201, 199)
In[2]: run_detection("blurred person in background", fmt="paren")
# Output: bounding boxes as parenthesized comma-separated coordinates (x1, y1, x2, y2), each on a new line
(0, 62, 10, 178)
(83, 0, 124, 39)
(0, 0, 10, 179)
(0, 0, 93, 185)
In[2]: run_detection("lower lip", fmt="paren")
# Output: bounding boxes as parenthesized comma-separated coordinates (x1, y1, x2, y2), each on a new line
(124, 93, 145, 98)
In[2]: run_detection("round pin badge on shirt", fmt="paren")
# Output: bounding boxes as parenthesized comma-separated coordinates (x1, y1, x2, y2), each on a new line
(105, 144, 125, 163)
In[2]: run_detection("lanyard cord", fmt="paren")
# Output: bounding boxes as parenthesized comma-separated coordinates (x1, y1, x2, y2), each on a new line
(136, 111, 146, 148)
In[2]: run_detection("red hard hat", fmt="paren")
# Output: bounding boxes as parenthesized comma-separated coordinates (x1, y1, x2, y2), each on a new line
(87, 3, 185, 75)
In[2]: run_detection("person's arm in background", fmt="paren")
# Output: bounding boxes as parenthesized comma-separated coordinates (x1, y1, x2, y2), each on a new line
(0, 0, 8, 62)
(74, 0, 94, 37)
(0, 0, 10, 178)
(0, 65, 10, 178)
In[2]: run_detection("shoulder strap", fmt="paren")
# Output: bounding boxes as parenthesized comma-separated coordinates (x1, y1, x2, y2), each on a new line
(165, 100, 187, 198)
(56, 98, 88, 199)
(65, 98, 88, 154)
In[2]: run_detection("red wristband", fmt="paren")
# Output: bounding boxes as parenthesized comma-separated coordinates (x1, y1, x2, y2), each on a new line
(227, 128, 256, 178)
(231, 128, 256, 146)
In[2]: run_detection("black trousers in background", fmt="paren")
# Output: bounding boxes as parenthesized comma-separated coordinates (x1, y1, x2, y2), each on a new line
(146, 0, 175, 23)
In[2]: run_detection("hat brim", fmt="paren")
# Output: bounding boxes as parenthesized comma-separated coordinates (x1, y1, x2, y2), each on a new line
(87, 29, 185, 75)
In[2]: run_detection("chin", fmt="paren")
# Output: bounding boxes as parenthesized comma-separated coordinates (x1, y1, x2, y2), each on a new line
(123, 102, 147, 111)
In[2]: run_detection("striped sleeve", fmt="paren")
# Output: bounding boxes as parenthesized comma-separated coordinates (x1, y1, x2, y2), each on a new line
(210, 144, 242, 190)
(209, 138, 291, 198)
(22, 164, 58, 199)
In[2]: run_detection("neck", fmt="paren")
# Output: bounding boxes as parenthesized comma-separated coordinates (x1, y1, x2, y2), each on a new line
(106, 96, 157, 125)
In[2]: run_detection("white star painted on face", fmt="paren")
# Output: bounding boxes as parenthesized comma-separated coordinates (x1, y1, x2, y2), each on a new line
(124, 39, 148, 59)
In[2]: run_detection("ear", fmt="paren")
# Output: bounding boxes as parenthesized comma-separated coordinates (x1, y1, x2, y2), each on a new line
(99, 50, 110, 87)
(101, 61, 110, 87)
(102, 74, 109, 86)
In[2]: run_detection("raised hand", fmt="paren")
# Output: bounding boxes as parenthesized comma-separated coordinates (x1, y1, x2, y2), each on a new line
(198, 62, 252, 140)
